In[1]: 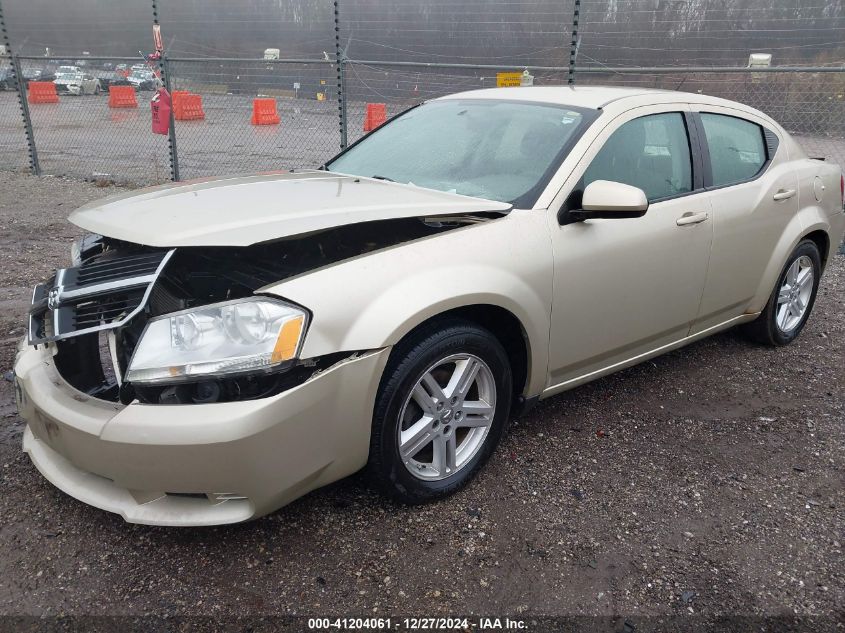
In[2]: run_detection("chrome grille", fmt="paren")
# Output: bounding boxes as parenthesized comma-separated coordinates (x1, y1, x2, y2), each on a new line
(28, 248, 174, 344)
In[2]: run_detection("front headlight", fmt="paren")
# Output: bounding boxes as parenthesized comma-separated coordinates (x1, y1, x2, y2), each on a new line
(126, 297, 307, 384)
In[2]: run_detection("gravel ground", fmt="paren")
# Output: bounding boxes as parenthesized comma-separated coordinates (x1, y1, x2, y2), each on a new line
(0, 172, 843, 630)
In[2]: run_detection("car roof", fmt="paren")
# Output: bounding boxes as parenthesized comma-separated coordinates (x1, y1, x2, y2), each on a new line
(435, 85, 735, 110)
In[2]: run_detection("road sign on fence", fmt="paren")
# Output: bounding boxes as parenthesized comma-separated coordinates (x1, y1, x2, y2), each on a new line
(496, 72, 522, 87)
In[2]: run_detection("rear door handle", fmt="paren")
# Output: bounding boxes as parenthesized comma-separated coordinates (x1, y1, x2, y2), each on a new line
(676, 212, 709, 226)
(773, 189, 796, 201)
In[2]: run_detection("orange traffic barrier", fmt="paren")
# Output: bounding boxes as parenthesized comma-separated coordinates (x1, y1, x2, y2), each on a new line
(173, 92, 205, 121)
(108, 85, 138, 108)
(364, 103, 386, 131)
(251, 98, 280, 125)
(27, 81, 59, 104)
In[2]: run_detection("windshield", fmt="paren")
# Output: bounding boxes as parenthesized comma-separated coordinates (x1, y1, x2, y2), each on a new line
(327, 99, 591, 207)
(56, 73, 82, 81)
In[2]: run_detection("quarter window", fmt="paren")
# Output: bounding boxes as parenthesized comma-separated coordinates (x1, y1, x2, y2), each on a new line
(583, 112, 692, 202)
(700, 113, 766, 187)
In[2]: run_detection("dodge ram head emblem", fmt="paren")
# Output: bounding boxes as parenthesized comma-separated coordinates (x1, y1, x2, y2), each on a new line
(47, 288, 60, 311)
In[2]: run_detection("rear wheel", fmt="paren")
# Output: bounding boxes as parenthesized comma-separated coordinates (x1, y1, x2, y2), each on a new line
(742, 239, 821, 346)
(368, 320, 512, 504)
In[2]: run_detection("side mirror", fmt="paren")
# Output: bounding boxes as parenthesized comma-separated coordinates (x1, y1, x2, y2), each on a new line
(570, 180, 649, 221)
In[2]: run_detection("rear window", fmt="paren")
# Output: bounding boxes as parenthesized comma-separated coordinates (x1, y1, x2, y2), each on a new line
(700, 113, 767, 187)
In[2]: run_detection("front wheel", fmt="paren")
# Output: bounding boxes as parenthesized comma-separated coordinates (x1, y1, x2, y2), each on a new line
(368, 320, 512, 504)
(742, 239, 821, 346)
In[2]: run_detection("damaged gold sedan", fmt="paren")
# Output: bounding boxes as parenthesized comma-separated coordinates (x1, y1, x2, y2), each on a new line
(14, 86, 845, 525)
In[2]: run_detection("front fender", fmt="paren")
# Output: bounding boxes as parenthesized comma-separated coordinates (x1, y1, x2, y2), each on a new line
(263, 211, 553, 397)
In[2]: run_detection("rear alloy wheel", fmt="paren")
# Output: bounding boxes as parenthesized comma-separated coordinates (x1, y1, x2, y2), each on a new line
(742, 239, 821, 345)
(369, 320, 512, 503)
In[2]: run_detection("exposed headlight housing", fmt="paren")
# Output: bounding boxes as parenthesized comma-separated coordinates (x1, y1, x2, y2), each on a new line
(126, 297, 308, 384)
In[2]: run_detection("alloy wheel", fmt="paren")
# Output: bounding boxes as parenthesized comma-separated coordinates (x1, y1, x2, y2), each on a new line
(776, 255, 814, 333)
(398, 353, 496, 481)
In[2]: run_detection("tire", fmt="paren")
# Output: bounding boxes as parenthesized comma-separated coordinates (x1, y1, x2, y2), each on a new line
(741, 239, 821, 346)
(368, 319, 512, 504)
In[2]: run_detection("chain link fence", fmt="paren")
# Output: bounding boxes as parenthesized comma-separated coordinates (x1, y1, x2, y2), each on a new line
(167, 58, 338, 179)
(577, 68, 845, 167)
(0, 0, 843, 184)
(0, 56, 30, 172)
(13, 56, 171, 185)
(344, 61, 845, 167)
(2, 56, 843, 183)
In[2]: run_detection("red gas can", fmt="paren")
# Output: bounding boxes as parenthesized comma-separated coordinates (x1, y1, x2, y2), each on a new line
(151, 88, 171, 135)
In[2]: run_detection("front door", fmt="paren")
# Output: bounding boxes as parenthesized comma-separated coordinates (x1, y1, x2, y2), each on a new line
(546, 108, 713, 390)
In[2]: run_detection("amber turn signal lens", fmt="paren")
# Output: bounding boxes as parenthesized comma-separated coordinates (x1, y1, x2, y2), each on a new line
(271, 315, 305, 363)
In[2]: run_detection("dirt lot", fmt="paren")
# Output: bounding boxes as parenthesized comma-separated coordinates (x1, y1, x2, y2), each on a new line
(0, 172, 843, 630)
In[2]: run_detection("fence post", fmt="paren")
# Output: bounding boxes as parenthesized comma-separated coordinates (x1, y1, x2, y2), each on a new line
(160, 55, 180, 181)
(11, 54, 40, 175)
(568, 0, 581, 85)
(0, 1, 40, 175)
(151, 0, 179, 181)
(334, 0, 348, 150)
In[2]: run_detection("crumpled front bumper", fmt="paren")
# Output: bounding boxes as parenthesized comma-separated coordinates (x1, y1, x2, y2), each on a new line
(14, 341, 388, 526)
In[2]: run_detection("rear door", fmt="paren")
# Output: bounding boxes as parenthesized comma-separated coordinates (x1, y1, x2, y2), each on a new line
(689, 107, 799, 333)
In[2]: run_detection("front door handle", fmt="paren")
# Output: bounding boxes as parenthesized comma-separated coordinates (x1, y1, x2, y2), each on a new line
(676, 212, 709, 226)
(773, 189, 796, 201)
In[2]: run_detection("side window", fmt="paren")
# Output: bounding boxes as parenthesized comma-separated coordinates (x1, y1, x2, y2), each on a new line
(583, 112, 692, 202)
(700, 113, 766, 187)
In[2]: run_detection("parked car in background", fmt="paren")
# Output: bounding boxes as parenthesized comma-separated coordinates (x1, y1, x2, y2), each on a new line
(0, 67, 13, 90)
(54, 71, 100, 95)
(96, 71, 131, 90)
(20, 67, 56, 87)
(102, 62, 115, 71)
(13, 86, 845, 526)
(127, 68, 157, 91)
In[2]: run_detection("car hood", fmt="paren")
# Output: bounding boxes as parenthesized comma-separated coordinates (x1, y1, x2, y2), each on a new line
(69, 170, 512, 247)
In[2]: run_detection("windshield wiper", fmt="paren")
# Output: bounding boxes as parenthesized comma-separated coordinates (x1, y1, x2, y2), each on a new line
(371, 175, 395, 182)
